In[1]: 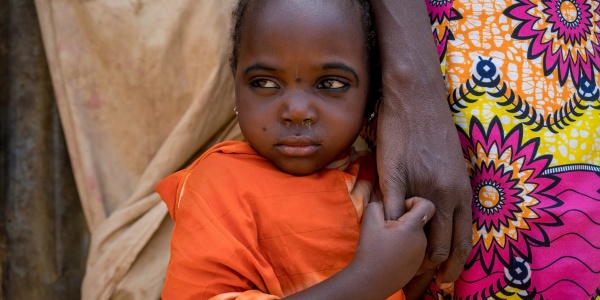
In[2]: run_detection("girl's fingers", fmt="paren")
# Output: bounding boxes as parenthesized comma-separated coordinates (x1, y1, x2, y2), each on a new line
(403, 197, 436, 228)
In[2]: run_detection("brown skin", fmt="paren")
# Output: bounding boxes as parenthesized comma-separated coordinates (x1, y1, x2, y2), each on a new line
(233, 0, 435, 298)
(234, 0, 368, 176)
(369, 0, 473, 288)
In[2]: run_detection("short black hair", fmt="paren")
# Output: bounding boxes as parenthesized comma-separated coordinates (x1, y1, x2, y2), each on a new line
(229, 0, 381, 116)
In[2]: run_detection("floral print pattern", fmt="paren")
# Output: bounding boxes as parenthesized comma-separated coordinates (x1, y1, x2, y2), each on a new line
(424, 0, 600, 299)
(459, 119, 562, 274)
(505, 0, 600, 86)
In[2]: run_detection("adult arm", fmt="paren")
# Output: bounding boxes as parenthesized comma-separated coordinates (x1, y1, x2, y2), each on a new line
(369, 0, 473, 284)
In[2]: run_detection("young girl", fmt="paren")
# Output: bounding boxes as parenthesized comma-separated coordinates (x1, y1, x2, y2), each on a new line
(156, 0, 435, 299)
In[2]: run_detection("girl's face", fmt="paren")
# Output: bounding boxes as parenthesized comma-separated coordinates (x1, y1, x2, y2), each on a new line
(234, 0, 370, 176)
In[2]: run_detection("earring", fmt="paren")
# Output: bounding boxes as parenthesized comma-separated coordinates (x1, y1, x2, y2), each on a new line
(234, 106, 238, 116)
(367, 112, 376, 124)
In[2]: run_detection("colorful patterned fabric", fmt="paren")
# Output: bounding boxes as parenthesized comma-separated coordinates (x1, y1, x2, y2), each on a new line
(425, 0, 600, 299)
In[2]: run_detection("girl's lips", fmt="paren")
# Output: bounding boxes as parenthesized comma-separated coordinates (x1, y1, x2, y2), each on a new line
(275, 136, 322, 157)
(275, 144, 321, 157)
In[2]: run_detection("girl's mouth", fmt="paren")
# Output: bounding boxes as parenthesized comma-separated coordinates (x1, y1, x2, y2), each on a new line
(275, 136, 322, 157)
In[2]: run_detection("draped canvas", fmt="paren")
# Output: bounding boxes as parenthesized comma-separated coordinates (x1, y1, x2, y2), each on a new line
(34, 1, 242, 298)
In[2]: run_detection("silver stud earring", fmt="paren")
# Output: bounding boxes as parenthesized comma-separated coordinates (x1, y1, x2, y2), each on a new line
(234, 106, 238, 116)
(367, 112, 376, 124)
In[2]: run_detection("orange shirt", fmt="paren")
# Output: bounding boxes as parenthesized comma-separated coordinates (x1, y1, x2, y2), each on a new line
(156, 141, 404, 300)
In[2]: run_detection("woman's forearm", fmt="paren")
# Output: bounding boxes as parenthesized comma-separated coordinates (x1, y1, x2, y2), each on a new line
(370, 0, 448, 117)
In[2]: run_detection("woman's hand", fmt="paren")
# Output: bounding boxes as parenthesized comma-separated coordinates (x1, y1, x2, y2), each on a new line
(377, 102, 472, 284)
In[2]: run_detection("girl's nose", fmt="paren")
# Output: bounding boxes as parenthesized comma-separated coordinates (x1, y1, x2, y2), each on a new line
(280, 90, 318, 126)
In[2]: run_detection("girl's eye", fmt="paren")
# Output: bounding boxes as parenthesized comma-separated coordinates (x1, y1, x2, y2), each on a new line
(317, 79, 348, 89)
(250, 79, 279, 88)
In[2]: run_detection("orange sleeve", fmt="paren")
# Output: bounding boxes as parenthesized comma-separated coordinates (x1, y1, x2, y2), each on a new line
(161, 173, 280, 299)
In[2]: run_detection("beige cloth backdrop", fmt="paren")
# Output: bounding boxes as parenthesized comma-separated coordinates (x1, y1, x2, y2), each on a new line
(35, 1, 241, 298)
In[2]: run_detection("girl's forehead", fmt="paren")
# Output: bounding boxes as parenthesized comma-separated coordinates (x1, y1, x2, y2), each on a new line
(246, 0, 362, 32)
(235, 0, 369, 74)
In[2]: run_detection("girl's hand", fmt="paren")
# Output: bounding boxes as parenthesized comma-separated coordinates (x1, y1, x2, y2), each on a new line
(284, 198, 434, 300)
(351, 198, 435, 297)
